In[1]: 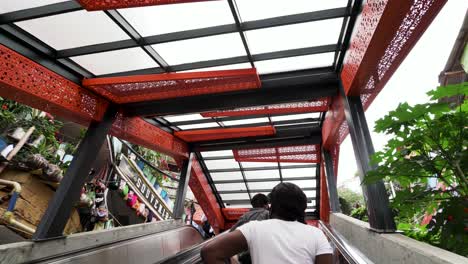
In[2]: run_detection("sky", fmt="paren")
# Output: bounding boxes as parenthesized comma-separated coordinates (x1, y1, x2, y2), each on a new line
(337, 0, 468, 193)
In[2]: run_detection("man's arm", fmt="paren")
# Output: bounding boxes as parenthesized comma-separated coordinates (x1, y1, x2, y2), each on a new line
(315, 254, 333, 264)
(201, 230, 248, 264)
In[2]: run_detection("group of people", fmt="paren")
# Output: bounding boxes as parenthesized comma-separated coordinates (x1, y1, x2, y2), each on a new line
(201, 182, 333, 264)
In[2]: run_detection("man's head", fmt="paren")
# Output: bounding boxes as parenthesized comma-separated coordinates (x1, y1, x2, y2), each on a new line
(270, 182, 307, 222)
(251, 193, 269, 209)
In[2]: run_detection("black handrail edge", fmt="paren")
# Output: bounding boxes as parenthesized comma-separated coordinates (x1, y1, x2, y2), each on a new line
(318, 220, 373, 264)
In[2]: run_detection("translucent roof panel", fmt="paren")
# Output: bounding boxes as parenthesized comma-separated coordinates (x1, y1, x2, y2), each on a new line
(164, 114, 206, 123)
(241, 162, 278, 168)
(271, 113, 321, 122)
(181, 63, 252, 73)
(211, 171, 243, 181)
(119, 1, 234, 36)
(246, 19, 343, 54)
(71, 47, 158, 75)
(177, 122, 219, 130)
(205, 159, 240, 170)
(304, 191, 317, 197)
(255, 52, 335, 74)
(248, 181, 281, 190)
(215, 182, 247, 191)
(221, 193, 250, 201)
(0, 0, 67, 14)
(222, 117, 269, 126)
(236, 0, 347, 21)
(285, 180, 316, 188)
(282, 167, 316, 178)
(201, 150, 234, 158)
(153, 33, 247, 65)
(226, 204, 252, 208)
(16, 11, 129, 50)
(244, 170, 280, 179)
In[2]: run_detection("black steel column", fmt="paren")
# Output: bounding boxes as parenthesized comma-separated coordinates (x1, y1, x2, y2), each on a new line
(172, 153, 194, 219)
(323, 149, 341, 213)
(33, 105, 118, 240)
(339, 82, 396, 232)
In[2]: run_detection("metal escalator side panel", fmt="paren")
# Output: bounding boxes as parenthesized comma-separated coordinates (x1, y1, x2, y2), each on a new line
(35, 226, 204, 264)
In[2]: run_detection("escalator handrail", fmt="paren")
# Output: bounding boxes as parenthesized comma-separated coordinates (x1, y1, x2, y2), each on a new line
(318, 221, 373, 264)
(156, 230, 230, 264)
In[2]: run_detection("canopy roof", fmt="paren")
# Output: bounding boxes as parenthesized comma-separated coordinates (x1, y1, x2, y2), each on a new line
(0, 0, 358, 213)
(0, 0, 349, 77)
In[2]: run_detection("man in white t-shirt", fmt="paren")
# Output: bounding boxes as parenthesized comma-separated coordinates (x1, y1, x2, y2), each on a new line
(201, 182, 333, 264)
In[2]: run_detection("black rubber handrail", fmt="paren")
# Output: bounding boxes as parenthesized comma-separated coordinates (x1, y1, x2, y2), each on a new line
(318, 221, 373, 264)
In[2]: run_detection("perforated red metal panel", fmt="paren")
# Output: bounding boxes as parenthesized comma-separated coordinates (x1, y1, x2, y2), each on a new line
(233, 144, 320, 163)
(324, 0, 445, 149)
(78, 0, 216, 11)
(222, 208, 249, 221)
(83, 69, 261, 104)
(319, 162, 330, 223)
(189, 156, 225, 232)
(201, 98, 330, 117)
(0, 44, 108, 126)
(110, 114, 189, 160)
(174, 126, 275, 142)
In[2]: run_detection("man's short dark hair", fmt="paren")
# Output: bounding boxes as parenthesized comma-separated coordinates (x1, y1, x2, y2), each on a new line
(270, 182, 307, 222)
(251, 193, 269, 208)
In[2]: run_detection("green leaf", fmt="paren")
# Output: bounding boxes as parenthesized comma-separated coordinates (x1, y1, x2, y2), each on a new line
(428, 82, 468, 100)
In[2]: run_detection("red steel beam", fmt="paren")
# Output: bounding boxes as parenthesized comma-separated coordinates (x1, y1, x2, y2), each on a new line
(323, 0, 447, 149)
(0, 44, 108, 126)
(0, 44, 188, 160)
(78, 0, 218, 11)
(174, 126, 275, 142)
(189, 156, 225, 232)
(222, 208, 249, 221)
(201, 98, 330, 118)
(82, 69, 261, 104)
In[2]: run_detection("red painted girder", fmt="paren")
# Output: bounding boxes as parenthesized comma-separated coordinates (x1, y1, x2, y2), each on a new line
(0, 44, 189, 160)
(0, 44, 109, 126)
(233, 144, 320, 163)
(319, 161, 330, 223)
(82, 68, 261, 104)
(174, 126, 275, 142)
(201, 98, 330, 118)
(222, 208, 250, 221)
(324, 0, 446, 148)
(189, 156, 225, 232)
(111, 113, 189, 161)
(78, 0, 218, 11)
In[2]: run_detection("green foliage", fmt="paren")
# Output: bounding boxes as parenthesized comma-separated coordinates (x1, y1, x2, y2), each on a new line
(338, 187, 365, 215)
(338, 188, 365, 206)
(350, 206, 368, 222)
(0, 98, 32, 135)
(366, 83, 468, 256)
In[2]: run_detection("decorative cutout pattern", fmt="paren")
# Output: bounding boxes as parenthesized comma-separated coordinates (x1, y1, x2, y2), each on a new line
(201, 98, 329, 117)
(110, 114, 189, 159)
(0, 44, 108, 125)
(174, 126, 275, 142)
(341, 0, 388, 93)
(233, 144, 320, 163)
(325, 0, 445, 148)
(377, 0, 436, 81)
(222, 208, 249, 221)
(78, 0, 215, 11)
(83, 69, 261, 104)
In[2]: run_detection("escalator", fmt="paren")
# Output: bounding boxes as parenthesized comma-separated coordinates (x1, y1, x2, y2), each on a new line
(14, 220, 372, 264)
(27, 224, 205, 264)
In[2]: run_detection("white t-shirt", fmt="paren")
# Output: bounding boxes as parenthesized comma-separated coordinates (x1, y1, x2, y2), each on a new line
(237, 219, 333, 264)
